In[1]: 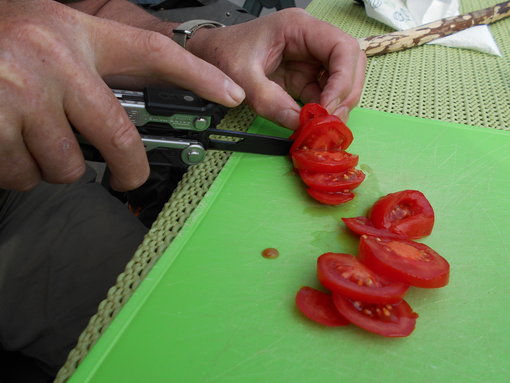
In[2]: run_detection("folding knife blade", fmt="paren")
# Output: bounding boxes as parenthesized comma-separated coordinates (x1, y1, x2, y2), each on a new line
(202, 128, 292, 156)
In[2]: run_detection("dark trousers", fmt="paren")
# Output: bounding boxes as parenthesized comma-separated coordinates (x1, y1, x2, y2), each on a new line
(0, 167, 148, 382)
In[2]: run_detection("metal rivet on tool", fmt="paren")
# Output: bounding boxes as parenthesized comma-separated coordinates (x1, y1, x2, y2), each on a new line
(181, 144, 206, 165)
(193, 117, 208, 130)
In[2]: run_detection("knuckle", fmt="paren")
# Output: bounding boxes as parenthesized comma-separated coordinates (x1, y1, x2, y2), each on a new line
(0, 159, 40, 191)
(137, 30, 169, 58)
(45, 162, 86, 185)
(4, 22, 53, 50)
(110, 122, 140, 152)
(45, 136, 86, 184)
(1, 20, 77, 80)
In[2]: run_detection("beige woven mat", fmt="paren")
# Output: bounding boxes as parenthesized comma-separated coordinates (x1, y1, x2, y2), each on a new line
(309, 0, 509, 130)
(56, 1, 509, 381)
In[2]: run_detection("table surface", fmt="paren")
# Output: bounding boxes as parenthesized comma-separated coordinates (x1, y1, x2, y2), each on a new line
(57, 0, 510, 381)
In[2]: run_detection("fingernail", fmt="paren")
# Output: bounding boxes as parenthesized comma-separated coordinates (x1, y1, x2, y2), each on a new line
(227, 83, 246, 106)
(335, 106, 350, 122)
(325, 98, 341, 114)
(277, 108, 300, 129)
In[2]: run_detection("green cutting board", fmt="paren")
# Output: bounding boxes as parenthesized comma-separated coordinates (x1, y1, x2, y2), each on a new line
(70, 108, 510, 383)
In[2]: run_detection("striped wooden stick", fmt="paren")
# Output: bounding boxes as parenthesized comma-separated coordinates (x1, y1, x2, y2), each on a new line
(358, 1, 510, 56)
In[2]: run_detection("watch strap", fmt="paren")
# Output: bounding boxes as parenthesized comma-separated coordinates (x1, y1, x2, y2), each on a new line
(172, 19, 225, 49)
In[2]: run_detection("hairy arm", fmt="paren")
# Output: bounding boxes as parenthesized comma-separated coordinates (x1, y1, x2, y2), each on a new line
(63, 0, 177, 34)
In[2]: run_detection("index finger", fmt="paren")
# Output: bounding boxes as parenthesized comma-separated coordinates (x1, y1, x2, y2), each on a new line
(299, 18, 365, 113)
(88, 18, 246, 107)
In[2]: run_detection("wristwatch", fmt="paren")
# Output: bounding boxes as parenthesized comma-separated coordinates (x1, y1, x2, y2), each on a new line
(172, 19, 225, 49)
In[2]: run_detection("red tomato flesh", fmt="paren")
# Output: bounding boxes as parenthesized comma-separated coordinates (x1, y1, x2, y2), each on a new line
(295, 286, 350, 327)
(299, 169, 365, 192)
(306, 189, 354, 205)
(359, 235, 450, 288)
(369, 190, 435, 239)
(299, 103, 328, 127)
(332, 294, 418, 337)
(291, 149, 359, 173)
(342, 217, 409, 239)
(291, 115, 353, 153)
(317, 253, 409, 304)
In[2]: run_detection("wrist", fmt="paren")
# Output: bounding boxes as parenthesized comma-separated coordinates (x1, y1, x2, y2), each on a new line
(171, 19, 225, 50)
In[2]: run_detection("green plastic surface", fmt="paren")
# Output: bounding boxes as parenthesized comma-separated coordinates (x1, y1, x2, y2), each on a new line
(70, 108, 510, 383)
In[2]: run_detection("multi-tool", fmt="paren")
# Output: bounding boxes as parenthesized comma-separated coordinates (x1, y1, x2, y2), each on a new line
(79, 88, 292, 167)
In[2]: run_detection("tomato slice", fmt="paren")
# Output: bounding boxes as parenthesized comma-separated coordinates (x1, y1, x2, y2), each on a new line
(299, 169, 365, 192)
(299, 103, 328, 127)
(291, 115, 353, 152)
(332, 294, 418, 337)
(342, 217, 409, 239)
(369, 190, 435, 239)
(295, 286, 350, 327)
(317, 253, 409, 304)
(291, 149, 359, 173)
(306, 189, 354, 205)
(289, 103, 327, 141)
(359, 235, 450, 288)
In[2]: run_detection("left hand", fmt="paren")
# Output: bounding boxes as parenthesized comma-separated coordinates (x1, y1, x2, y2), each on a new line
(187, 8, 366, 130)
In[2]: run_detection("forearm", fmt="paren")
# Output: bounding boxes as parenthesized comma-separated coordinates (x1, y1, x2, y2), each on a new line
(63, 0, 177, 35)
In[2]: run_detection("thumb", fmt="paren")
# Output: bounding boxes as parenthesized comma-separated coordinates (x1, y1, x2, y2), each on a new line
(88, 17, 245, 107)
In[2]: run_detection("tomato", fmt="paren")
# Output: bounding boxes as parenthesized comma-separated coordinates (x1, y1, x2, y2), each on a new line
(317, 253, 409, 304)
(369, 190, 434, 239)
(359, 235, 450, 288)
(306, 189, 354, 205)
(342, 217, 408, 239)
(295, 286, 350, 327)
(289, 103, 326, 141)
(299, 169, 365, 192)
(291, 149, 359, 173)
(291, 115, 353, 153)
(290, 103, 363, 207)
(299, 103, 328, 127)
(332, 294, 418, 337)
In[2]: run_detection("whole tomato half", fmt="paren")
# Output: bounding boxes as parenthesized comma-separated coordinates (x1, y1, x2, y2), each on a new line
(369, 190, 435, 239)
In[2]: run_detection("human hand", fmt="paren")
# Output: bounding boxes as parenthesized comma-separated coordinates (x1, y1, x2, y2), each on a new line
(0, 0, 245, 191)
(187, 8, 366, 130)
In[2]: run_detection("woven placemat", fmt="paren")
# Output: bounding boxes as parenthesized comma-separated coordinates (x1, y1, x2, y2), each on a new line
(308, 0, 509, 129)
(56, 1, 509, 381)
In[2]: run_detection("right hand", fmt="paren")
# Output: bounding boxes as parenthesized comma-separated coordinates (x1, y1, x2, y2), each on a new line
(0, 0, 245, 191)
